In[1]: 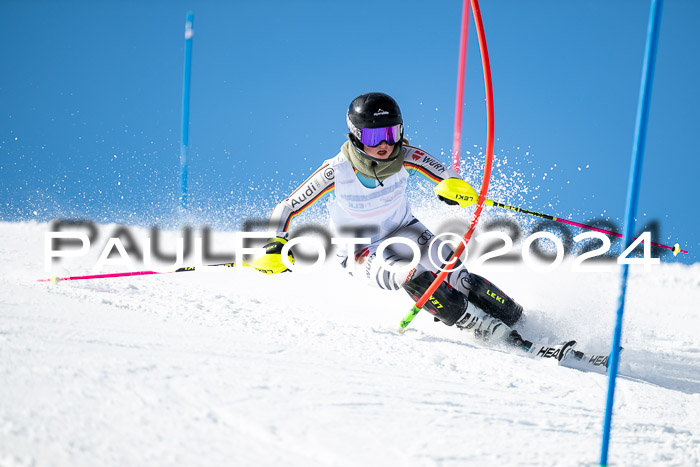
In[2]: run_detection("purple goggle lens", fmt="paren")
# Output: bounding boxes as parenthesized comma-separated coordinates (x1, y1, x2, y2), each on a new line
(360, 124, 402, 147)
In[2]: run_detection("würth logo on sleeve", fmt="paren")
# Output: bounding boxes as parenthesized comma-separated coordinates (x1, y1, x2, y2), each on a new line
(412, 149, 425, 161)
(423, 156, 446, 173)
(355, 247, 370, 265)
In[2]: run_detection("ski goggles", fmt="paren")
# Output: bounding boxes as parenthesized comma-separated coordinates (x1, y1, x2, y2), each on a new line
(357, 124, 402, 147)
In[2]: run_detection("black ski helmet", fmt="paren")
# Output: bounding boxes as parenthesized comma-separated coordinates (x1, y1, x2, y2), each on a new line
(346, 92, 404, 150)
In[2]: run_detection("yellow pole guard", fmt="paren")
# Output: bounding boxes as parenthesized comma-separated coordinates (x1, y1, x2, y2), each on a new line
(434, 178, 491, 208)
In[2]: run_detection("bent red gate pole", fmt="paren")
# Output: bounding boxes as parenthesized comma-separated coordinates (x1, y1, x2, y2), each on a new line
(452, 0, 471, 173)
(400, 0, 494, 330)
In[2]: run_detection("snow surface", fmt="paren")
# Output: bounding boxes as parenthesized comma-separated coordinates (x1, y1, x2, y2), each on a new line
(1, 221, 699, 466)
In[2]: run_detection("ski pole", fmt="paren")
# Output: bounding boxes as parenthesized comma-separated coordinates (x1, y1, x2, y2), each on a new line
(39, 261, 250, 284)
(486, 199, 685, 255)
(434, 178, 687, 255)
(400, 0, 495, 331)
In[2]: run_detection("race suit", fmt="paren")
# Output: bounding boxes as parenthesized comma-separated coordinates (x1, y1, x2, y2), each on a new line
(267, 142, 462, 290)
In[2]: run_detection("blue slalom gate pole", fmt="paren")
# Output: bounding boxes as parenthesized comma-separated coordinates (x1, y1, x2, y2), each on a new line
(180, 11, 194, 210)
(600, 1, 663, 465)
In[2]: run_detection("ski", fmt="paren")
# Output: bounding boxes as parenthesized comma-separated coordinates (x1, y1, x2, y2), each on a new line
(558, 347, 618, 375)
(523, 340, 577, 362)
(518, 338, 617, 375)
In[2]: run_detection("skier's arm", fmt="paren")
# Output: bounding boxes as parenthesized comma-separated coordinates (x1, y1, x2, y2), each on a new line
(403, 145, 461, 183)
(267, 162, 335, 237)
(254, 163, 335, 274)
(402, 145, 462, 205)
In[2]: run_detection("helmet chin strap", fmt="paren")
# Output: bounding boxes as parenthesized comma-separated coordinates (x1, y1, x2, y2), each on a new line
(371, 161, 385, 187)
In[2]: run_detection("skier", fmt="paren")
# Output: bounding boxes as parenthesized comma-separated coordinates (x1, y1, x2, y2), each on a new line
(255, 92, 529, 347)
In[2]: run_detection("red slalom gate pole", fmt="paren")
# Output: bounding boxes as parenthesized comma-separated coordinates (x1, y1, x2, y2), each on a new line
(452, 0, 471, 173)
(400, 0, 494, 330)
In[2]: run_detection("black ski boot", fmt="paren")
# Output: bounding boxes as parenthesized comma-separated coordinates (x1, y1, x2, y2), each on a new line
(451, 272, 524, 327)
(402, 270, 510, 343)
(402, 269, 468, 326)
(403, 269, 532, 347)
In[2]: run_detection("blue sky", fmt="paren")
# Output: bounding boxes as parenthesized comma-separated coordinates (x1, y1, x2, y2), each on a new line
(1, 0, 698, 264)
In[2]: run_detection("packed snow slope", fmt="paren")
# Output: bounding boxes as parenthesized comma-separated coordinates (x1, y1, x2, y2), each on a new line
(1, 221, 698, 466)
